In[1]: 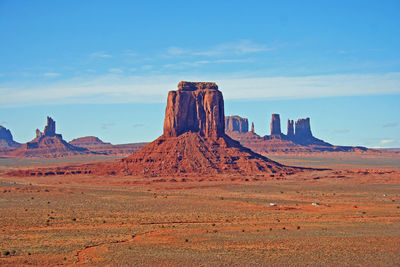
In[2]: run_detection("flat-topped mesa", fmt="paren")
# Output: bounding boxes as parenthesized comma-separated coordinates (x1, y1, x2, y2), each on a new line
(270, 114, 282, 135)
(287, 119, 294, 139)
(177, 81, 219, 91)
(225, 115, 249, 133)
(43, 116, 56, 136)
(163, 81, 225, 140)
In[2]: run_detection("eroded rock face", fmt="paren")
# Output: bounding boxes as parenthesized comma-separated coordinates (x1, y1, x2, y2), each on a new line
(251, 122, 255, 133)
(0, 126, 20, 148)
(271, 114, 282, 135)
(294, 118, 312, 140)
(163, 81, 225, 140)
(44, 117, 56, 136)
(287, 120, 294, 139)
(225, 115, 249, 133)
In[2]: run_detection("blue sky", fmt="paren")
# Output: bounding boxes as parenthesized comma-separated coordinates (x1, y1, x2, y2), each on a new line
(0, 0, 399, 147)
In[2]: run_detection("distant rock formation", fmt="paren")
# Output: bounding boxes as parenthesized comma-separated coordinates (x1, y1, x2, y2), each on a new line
(0, 126, 21, 149)
(69, 136, 146, 156)
(43, 117, 56, 136)
(251, 122, 255, 133)
(163, 81, 225, 140)
(225, 115, 249, 133)
(270, 114, 282, 135)
(5, 117, 92, 158)
(287, 120, 294, 139)
(70, 136, 110, 146)
(225, 113, 367, 154)
(293, 118, 332, 147)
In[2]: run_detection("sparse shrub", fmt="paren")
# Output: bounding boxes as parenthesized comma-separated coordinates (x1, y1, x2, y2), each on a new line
(185, 239, 189, 242)
(24, 260, 28, 264)
(282, 227, 286, 230)
(72, 218, 76, 221)
(103, 220, 106, 223)
(269, 228, 272, 231)
(63, 257, 67, 261)
(242, 229, 245, 232)
(297, 226, 301, 230)
(2, 250, 10, 256)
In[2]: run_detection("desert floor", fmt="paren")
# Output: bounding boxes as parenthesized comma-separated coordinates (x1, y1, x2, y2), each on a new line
(0, 153, 400, 266)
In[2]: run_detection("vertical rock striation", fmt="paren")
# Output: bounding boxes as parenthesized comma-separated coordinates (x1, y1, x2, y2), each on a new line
(287, 119, 294, 139)
(270, 114, 282, 135)
(225, 115, 249, 133)
(163, 81, 225, 140)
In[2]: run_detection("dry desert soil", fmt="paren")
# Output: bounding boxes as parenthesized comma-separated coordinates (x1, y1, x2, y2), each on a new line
(0, 153, 400, 266)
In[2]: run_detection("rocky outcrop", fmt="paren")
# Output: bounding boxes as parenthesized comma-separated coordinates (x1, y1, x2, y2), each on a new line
(43, 117, 56, 136)
(251, 122, 255, 133)
(225, 115, 249, 133)
(163, 81, 225, 140)
(270, 114, 281, 135)
(0, 126, 21, 149)
(287, 120, 294, 139)
(293, 118, 332, 147)
(5, 117, 92, 158)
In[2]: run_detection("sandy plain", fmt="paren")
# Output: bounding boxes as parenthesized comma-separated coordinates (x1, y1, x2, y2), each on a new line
(0, 153, 400, 266)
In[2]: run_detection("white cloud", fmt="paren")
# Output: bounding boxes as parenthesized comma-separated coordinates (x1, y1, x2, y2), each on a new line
(380, 139, 397, 145)
(1, 72, 399, 107)
(43, 72, 61, 77)
(122, 50, 138, 57)
(164, 40, 272, 58)
(108, 68, 123, 74)
(90, 51, 112, 58)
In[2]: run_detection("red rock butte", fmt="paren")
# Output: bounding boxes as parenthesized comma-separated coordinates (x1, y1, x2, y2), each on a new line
(111, 81, 300, 176)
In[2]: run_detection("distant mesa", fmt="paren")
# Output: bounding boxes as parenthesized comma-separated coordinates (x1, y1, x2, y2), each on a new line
(5, 117, 92, 158)
(69, 136, 146, 156)
(0, 126, 21, 149)
(69, 136, 111, 147)
(225, 115, 249, 133)
(225, 113, 368, 154)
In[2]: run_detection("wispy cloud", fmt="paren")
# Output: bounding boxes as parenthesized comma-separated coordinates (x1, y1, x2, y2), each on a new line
(1, 72, 399, 107)
(383, 122, 398, 128)
(332, 129, 350, 134)
(90, 51, 112, 58)
(380, 139, 397, 145)
(133, 123, 144, 128)
(163, 59, 251, 69)
(43, 72, 61, 77)
(108, 68, 123, 74)
(122, 50, 138, 57)
(101, 122, 115, 130)
(164, 40, 273, 58)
